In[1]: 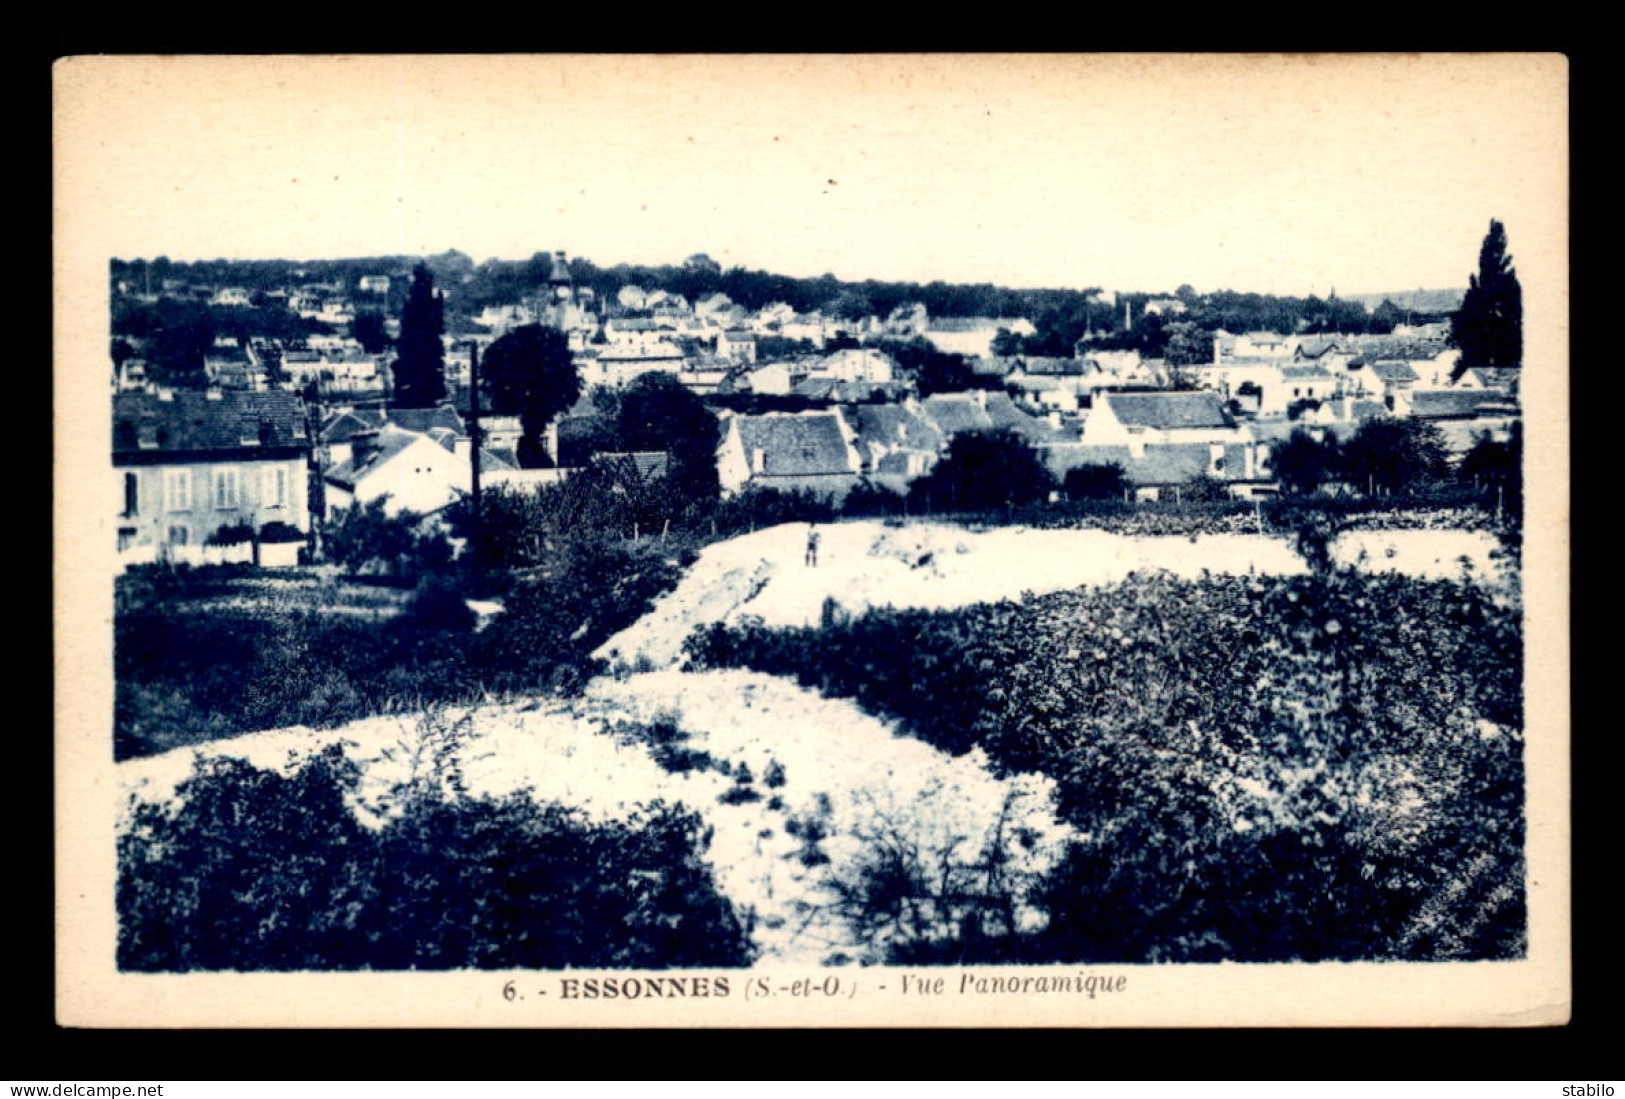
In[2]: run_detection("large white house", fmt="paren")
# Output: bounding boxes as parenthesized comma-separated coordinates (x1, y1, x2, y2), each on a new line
(113, 388, 312, 560)
(323, 425, 473, 517)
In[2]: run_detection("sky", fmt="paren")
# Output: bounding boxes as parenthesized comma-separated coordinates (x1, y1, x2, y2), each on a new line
(56, 53, 1567, 298)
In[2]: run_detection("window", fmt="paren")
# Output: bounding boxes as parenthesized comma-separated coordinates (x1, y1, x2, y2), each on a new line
(164, 469, 191, 512)
(123, 472, 138, 518)
(167, 525, 189, 546)
(263, 466, 287, 508)
(214, 468, 239, 510)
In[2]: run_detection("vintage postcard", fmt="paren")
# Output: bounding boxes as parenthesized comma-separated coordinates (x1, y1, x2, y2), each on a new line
(54, 53, 1570, 1028)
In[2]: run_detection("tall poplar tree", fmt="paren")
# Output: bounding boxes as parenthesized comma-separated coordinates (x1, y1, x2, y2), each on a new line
(393, 263, 447, 407)
(1451, 219, 1523, 376)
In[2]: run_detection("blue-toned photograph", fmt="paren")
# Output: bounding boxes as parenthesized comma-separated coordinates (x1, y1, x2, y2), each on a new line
(93, 55, 1547, 978)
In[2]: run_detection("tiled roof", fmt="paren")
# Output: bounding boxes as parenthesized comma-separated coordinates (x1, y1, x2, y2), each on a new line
(732, 412, 857, 477)
(926, 316, 1003, 333)
(919, 394, 992, 436)
(972, 356, 1021, 376)
(480, 446, 519, 471)
(592, 451, 671, 481)
(1367, 361, 1420, 383)
(1466, 367, 1520, 388)
(1347, 338, 1447, 364)
(982, 390, 1061, 442)
(1280, 365, 1336, 380)
(1294, 337, 1345, 358)
(1406, 389, 1506, 419)
(1128, 442, 1250, 485)
(1104, 391, 1233, 431)
(1014, 356, 1090, 376)
(113, 389, 307, 456)
(324, 426, 425, 488)
(1046, 441, 1254, 485)
(843, 404, 945, 453)
(1435, 418, 1518, 455)
(322, 404, 465, 442)
(388, 405, 466, 436)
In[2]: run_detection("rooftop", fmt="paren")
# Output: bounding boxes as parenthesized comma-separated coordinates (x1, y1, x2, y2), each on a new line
(113, 389, 307, 456)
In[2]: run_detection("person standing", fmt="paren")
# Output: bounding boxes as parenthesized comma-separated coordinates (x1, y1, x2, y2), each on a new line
(805, 525, 820, 567)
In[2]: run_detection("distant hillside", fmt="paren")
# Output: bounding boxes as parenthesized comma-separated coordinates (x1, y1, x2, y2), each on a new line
(1342, 288, 1465, 314)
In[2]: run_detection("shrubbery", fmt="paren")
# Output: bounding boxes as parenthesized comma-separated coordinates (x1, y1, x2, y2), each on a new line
(323, 498, 454, 581)
(114, 538, 693, 759)
(707, 486, 837, 533)
(685, 562, 1524, 962)
(118, 717, 752, 971)
(1062, 463, 1129, 502)
(906, 429, 1056, 513)
(258, 520, 305, 543)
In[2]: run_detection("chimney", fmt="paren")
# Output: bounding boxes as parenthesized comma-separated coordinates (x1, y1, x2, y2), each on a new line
(351, 429, 384, 469)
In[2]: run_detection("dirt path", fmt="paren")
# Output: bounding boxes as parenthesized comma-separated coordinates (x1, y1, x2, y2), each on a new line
(597, 521, 1507, 671)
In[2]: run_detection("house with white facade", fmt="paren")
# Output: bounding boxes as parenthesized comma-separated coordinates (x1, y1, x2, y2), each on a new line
(323, 425, 473, 518)
(715, 410, 863, 502)
(1086, 391, 1246, 450)
(113, 389, 312, 563)
(922, 317, 1036, 358)
(806, 348, 896, 384)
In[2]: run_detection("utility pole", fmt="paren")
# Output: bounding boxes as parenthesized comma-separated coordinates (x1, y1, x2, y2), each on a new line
(306, 374, 328, 563)
(467, 340, 484, 567)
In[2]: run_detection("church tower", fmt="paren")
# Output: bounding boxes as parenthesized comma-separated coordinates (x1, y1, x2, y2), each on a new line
(542, 251, 575, 328)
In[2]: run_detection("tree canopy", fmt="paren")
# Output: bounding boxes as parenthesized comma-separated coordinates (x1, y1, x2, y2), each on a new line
(1451, 219, 1522, 374)
(352, 311, 391, 354)
(481, 324, 581, 469)
(393, 263, 448, 408)
(1270, 428, 1340, 496)
(909, 429, 1056, 512)
(1340, 417, 1450, 496)
(615, 371, 720, 501)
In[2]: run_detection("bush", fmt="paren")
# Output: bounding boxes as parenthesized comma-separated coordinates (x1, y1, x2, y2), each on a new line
(708, 486, 837, 534)
(841, 479, 906, 519)
(1063, 463, 1128, 502)
(1341, 416, 1451, 496)
(206, 522, 256, 546)
(114, 532, 694, 759)
(1179, 473, 1231, 503)
(685, 566, 1525, 962)
(403, 575, 477, 634)
(907, 429, 1056, 513)
(118, 730, 753, 971)
(1270, 428, 1340, 496)
(470, 538, 691, 692)
(323, 498, 453, 582)
(258, 520, 305, 543)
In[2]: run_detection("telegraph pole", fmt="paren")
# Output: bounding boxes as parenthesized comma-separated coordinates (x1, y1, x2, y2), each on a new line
(467, 340, 484, 566)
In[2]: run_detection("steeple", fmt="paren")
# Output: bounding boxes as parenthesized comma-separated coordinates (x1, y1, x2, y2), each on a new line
(549, 251, 572, 294)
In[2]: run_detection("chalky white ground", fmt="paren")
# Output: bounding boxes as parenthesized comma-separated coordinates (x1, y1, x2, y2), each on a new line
(117, 521, 1505, 965)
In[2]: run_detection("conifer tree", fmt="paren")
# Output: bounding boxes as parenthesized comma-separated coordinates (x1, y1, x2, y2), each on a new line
(1451, 219, 1523, 376)
(393, 263, 447, 407)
